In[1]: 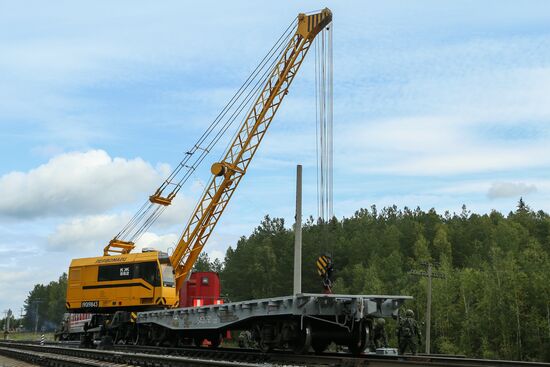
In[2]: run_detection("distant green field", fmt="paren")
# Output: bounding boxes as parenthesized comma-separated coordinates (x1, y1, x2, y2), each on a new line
(4, 332, 55, 341)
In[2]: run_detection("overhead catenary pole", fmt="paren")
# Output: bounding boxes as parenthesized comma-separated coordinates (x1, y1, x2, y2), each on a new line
(4, 309, 12, 340)
(426, 263, 432, 354)
(293, 165, 303, 295)
(34, 303, 39, 335)
(33, 300, 43, 335)
(409, 261, 445, 354)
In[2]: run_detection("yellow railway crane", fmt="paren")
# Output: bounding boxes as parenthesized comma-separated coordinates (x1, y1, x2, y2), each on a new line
(66, 8, 332, 313)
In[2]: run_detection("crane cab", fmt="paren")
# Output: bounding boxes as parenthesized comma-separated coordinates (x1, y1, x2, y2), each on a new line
(66, 250, 178, 313)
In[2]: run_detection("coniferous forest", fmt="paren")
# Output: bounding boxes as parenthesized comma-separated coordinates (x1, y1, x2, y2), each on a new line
(213, 199, 550, 361)
(23, 199, 550, 361)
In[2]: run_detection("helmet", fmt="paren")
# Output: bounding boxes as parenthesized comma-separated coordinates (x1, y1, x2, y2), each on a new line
(405, 309, 414, 317)
(377, 318, 385, 325)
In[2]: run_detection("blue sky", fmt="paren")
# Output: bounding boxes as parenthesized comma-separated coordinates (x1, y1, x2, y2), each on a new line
(1, 1, 550, 314)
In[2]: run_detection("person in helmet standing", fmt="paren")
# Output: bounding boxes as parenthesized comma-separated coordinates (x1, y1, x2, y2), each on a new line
(396, 309, 421, 355)
(372, 318, 389, 349)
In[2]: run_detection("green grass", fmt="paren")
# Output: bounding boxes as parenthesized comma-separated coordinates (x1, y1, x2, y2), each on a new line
(4, 332, 55, 342)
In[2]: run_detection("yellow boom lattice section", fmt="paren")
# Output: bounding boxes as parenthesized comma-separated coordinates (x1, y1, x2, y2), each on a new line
(170, 9, 332, 290)
(100, 9, 332, 298)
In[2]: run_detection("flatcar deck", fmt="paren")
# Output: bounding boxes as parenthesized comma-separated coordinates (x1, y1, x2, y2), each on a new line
(138, 293, 412, 331)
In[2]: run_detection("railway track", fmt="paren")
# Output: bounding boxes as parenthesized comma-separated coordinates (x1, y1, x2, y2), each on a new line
(1, 340, 549, 367)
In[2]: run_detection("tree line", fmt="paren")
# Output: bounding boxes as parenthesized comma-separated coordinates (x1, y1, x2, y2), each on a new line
(20, 273, 67, 332)
(19, 199, 550, 361)
(204, 199, 549, 361)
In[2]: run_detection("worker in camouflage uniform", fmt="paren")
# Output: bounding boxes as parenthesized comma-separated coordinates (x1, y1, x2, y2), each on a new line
(372, 318, 388, 349)
(238, 330, 253, 348)
(396, 309, 421, 355)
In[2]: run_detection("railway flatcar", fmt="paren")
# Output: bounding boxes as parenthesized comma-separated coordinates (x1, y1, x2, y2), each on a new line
(136, 293, 411, 354)
(54, 313, 93, 341)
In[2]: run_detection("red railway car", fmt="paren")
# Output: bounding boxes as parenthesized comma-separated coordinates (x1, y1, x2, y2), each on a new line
(179, 272, 222, 307)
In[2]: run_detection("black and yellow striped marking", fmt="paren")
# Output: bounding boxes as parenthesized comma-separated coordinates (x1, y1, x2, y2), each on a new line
(307, 13, 328, 33)
(130, 312, 137, 323)
(317, 255, 331, 276)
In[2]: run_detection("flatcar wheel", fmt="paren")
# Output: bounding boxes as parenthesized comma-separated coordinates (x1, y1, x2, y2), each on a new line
(292, 324, 312, 354)
(194, 337, 204, 347)
(257, 324, 275, 353)
(258, 340, 274, 353)
(209, 333, 222, 348)
(150, 326, 167, 346)
(312, 339, 330, 354)
(347, 320, 370, 355)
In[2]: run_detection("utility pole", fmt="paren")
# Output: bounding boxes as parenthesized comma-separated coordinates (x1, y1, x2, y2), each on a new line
(409, 262, 445, 354)
(32, 300, 43, 335)
(3, 309, 12, 340)
(293, 164, 302, 295)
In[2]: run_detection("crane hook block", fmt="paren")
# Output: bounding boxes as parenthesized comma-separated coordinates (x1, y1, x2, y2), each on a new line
(149, 194, 173, 206)
(211, 162, 226, 177)
(103, 239, 135, 256)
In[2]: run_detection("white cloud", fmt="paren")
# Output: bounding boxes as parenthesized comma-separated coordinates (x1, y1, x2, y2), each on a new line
(153, 193, 196, 229)
(46, 193, 194, 254)
(487, 182, 537, 199)
(377, 145, 549, 176)
(135, 232, 179, 254)
(338, 113, 550, 176)
(0, 150, 166, 219)
(30, 144, 65, 158)
(47, 213, 128, 251)
(208, 249, 225, 261)
(46, 214, 179, 256)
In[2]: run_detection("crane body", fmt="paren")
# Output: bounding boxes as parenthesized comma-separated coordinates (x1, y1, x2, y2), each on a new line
(63, 9, 414, 354)
(66, 8, 332, 313)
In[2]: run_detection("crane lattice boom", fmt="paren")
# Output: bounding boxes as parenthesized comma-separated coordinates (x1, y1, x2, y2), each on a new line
(169, 9, 332, 289)
(101, 9, 332, 295)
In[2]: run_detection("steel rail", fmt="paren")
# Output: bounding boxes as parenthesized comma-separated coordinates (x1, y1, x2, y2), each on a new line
(0, 342, 264, 367)
(1, 341, 550, 367)
(0, 346, 127, 367)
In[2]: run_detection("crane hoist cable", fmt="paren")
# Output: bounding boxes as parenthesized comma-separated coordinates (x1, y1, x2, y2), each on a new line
(315, 24, 333, 223)
(314, 22, 334, 293)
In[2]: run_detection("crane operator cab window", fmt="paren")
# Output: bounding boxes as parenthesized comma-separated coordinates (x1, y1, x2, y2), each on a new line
(97, 262, 161, 287)
(161, 264, 175, 288)
(158, 253, 175, 288)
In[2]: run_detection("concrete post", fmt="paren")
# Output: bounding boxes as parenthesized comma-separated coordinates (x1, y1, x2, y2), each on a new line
(34, 303, 39, 335)
(426, 263, 432, 354)
(293, 165, 302, 295)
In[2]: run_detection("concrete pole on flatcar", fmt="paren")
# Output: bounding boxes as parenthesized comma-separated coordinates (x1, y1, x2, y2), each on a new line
(293, 165, 302, 295)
